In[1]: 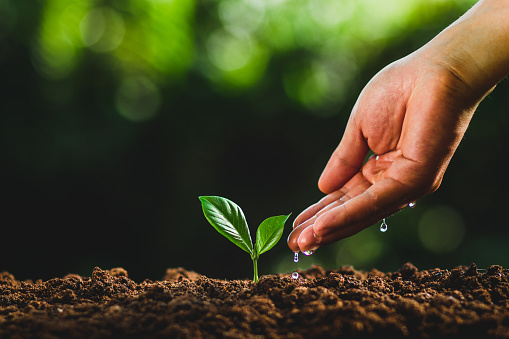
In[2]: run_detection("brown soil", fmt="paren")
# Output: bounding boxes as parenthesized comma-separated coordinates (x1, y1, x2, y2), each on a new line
(1, 263, 508, 338)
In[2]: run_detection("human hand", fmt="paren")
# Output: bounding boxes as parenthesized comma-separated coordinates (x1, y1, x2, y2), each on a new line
(288, 0, 509, 254)
(287, 54, 479, 253)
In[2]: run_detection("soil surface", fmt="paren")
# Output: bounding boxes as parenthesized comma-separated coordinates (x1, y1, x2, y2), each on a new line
(1, 263, 508, 338)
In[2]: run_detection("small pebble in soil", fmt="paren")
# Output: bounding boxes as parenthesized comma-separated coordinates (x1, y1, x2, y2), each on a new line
(408, 201, 416, 208)
(291, 272, 299, 279)
(380, 218, 388, 232)
(303, 250, 314, 256)
(294, 252, 299, 262)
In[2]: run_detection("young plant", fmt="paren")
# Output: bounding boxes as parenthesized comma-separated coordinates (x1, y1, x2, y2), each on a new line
(199, 196, 290, 283)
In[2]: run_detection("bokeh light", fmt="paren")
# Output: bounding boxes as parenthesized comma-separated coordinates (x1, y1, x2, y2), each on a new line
(207, 28, 254, 71)
(115, 76, 162, 122)
(31, 0, 476, 116)
(80, 7, 125, 53)
(33, 0, 89, 79)
(335, 229, 386, 267)
(418, 205, 465, 254)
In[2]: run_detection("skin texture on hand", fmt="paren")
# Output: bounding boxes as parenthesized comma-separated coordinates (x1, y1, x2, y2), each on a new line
(288, 0, 509, 253)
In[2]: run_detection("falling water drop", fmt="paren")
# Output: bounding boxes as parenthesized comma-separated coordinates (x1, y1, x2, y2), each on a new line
(408, 201, 416, 208)
(380, 218, 388, 232)
(293, 252, 299, 263)
(291, 272, 299, 279)
(303, 250, 314, 256)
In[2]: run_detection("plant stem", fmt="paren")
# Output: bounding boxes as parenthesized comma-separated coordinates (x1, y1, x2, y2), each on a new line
(253, 258, 258, 283)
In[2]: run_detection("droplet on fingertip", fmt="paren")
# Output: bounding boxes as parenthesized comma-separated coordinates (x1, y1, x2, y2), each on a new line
(408, 201, 416, 208)
(303, 250, 314, 256)
(380, 218, 388, 232)
(293, 252, 299, 262)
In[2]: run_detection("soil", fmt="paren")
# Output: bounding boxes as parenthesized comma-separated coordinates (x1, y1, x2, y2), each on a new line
(1, 263, 508, 338)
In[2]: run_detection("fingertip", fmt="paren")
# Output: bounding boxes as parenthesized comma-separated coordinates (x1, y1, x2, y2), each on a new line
(297, 225, 321, 252)
(318, 172, 335, 194)
(318, 164, 358, 195)
(287, 228, 301, 252)
(318, 133, 369, 193)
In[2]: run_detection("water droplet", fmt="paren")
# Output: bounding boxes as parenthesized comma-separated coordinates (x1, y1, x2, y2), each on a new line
(408, 201, 416, 208)
(291, 272, 299, 279)
(380, 218, 388, 232)
(303, 250, 314, 256)
(293, 252, 299, 262)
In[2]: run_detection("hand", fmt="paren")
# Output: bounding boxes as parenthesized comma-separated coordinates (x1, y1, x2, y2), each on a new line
(287, 53, 486, 253)
(288, 0, 509, 253)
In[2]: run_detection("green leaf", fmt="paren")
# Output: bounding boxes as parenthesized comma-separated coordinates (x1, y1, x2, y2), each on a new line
(255, 214, 291, 258)
(199, 196, 254, 255)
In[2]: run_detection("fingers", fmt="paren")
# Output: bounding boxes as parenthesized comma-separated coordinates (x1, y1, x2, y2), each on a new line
(294, 219, 366, 252)
(288, 173, 372, 252)
(302, 176, 413, 251)
(294, 172, 373, 228)
(292, 190, 346, 229)
(288, 163, 418, 252)
(318, 118, 369, 194)
(287, 223, 312, 252)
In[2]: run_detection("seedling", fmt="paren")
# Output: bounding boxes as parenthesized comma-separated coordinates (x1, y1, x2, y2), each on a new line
(199, 196, 290, 283)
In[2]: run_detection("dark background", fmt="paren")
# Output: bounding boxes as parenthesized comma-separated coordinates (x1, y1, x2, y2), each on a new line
(2, 0, 507, 282)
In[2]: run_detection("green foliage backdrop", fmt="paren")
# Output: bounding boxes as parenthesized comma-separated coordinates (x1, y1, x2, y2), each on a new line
(2, 0, 507, 281)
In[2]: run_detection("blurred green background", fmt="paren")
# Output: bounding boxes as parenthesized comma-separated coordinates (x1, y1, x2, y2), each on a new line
(2, 0, 508, 282)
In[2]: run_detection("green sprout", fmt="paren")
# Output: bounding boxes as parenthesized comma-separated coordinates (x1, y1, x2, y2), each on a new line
(199, 196, 291, 283)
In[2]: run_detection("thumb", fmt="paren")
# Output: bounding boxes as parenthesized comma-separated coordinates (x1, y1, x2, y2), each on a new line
(318, 124, 369, 194)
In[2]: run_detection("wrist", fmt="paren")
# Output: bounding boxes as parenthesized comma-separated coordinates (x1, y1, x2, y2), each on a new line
(419, 0, 509, 101)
